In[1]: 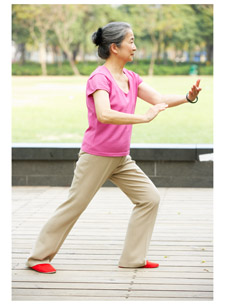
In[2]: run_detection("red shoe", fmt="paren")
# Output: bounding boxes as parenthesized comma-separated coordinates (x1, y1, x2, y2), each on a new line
(119, 260, 159, 268)
(141, 260, 159, 268)
(30, 263, 56, 273)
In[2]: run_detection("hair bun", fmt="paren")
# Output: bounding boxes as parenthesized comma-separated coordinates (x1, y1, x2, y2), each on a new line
(92, 27, 103, 46)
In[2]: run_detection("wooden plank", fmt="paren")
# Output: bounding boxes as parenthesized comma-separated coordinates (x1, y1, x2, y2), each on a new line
(11, 258, 213, 268)
(11, 233, 213, 242)
(12, 277, 213, 285)
(11, 249, 214, 258)
(131, 283, 213, 292)
(11, 242, 213, 251)
(128, 297, 212, 301)
(12, 295, 212, 301)
(12, 225, 214, 231)
(12, 288, 212, 298)
(129, 290, 213, 298)
(131, 277, 213, 285)
(12, 209, 213, 216)
(12, 288, 128, 297)
(13, 214, 213, 221)
(12, 234, 213, 241)
(12, 281, 212, 292)
(12, 295, 127, 300)
(12, 270, 213, 280)
(12, 277, 132, 284)
(12, 208, 213, 213)
(12, 255, 212, 264)
(11, 252, 213, 261)
(13, 259, 213, 272)
(11, 227, 213, 235)
(12, 186, 213, 301)
(12, 270, 135, 280)
(12, 281, 130, 290)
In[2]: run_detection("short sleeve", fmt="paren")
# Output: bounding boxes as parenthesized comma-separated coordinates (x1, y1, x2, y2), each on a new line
(86, 74, 110, 97)
(135, 72, 143, 87)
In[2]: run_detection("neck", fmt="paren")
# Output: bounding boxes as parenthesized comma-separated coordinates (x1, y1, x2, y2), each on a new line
(104, 57, 126, 75)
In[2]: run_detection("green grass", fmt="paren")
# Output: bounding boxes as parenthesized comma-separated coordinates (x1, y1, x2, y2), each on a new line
(12, 75, 213, 144)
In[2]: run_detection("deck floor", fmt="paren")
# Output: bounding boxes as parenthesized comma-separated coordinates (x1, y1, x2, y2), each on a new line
(12, 186, 213, 301)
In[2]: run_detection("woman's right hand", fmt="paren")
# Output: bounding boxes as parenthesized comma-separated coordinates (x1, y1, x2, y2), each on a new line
(144, 103, 168, 123)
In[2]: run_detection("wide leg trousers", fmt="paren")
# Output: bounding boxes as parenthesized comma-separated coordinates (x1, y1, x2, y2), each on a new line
(26, 151, 160, 268)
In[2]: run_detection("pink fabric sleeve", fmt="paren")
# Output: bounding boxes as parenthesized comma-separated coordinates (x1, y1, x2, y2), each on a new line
(86, 74, 110, 97)
(135, 72, 143, 87)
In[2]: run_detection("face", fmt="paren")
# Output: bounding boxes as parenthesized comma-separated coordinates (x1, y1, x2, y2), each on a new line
(113, 29, 137, 62)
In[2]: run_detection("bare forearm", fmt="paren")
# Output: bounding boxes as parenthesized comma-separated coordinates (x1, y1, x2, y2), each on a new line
(98, 109, 146, 125)
(138, 82, 193, 107)
(98, 103, 168, 125)
(161, 94, 188, 107)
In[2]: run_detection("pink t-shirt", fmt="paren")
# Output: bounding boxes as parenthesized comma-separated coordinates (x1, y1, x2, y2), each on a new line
(81, 65, 143, 156)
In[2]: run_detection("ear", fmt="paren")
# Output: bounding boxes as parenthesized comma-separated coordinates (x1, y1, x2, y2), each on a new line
(110, 43, 119, 55)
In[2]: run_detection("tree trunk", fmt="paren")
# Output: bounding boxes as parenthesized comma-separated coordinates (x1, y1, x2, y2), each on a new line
(53, 46, 62, 67)
(148, 43, 157, 76)
(53, 25, 80, 76)
(18, 43, 26, 65)
(67, 51, 80, 75)
(156, 32, 164, 63)
(72, 44, 80, 62)
(206, 44, 213, 63)
(163, 51, 168, 65)
(39, 42, 47, 76)
(188, 44, 195, 63)
(163, 42, 168, 65)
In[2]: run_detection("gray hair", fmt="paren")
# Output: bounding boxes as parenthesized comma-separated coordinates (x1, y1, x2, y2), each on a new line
(92, 22, 132, 59)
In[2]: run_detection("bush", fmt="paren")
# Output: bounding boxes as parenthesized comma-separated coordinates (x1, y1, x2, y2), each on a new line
(47, 62, 74, 75)
(198, 65, 213, 75)
(12, 60, 213, 76)
(12, 62, 42, 75)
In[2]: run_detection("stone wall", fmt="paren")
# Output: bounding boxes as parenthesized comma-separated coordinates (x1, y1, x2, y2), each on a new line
(12, 143, 213, 187)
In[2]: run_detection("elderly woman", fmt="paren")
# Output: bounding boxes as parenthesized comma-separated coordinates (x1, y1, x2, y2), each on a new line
(26, 22, 201, 273)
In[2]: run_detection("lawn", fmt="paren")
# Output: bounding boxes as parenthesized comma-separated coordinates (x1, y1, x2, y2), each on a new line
(12, 75, 213, 144)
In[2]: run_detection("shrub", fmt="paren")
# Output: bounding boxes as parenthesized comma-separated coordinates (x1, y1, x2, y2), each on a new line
(12, 60, 213, 76)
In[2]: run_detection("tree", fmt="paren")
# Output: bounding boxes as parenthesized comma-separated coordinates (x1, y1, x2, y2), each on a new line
(81, 4, 125, 62)
(48, 5, 87, 75)
(12, 5, 54, 75)
(166, 5, 199, 63)
(120, 4, 186, 75)
(12, 6, 30, 65)
(12, 4, 213, 72)
(191, 4, 213, 62)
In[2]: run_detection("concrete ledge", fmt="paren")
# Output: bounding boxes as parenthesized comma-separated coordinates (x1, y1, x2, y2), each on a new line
(12, 143, 213, 161)
(12, 143, 213, 188)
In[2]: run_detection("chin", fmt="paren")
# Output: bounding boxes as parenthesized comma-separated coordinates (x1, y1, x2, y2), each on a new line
(124, 56, 134, 64)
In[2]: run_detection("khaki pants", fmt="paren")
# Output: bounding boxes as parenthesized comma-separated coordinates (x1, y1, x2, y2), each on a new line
(26, 151, 160, 268)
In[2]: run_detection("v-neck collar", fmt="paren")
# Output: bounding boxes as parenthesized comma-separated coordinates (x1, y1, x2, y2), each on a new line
(103, 65, 130, 95)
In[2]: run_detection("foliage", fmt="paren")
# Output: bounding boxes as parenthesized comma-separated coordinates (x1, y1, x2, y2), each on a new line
(12, 61, 213, 76)
(12, 4, 213, 76)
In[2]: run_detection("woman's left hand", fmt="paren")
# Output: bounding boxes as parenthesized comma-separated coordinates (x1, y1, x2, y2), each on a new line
(188, 79, 202, 101)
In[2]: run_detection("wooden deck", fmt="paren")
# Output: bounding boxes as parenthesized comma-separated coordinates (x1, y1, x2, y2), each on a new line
(12, 186, 213, 301)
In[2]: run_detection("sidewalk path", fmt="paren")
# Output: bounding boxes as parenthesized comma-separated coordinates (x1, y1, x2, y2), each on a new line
(12, 186, 213, 301)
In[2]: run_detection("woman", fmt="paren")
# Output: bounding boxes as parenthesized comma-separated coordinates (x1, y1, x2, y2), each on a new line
(26, 22, 201, 273)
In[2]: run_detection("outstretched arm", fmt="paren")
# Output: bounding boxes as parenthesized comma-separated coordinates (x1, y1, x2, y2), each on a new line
(138, 79, 202, 107)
